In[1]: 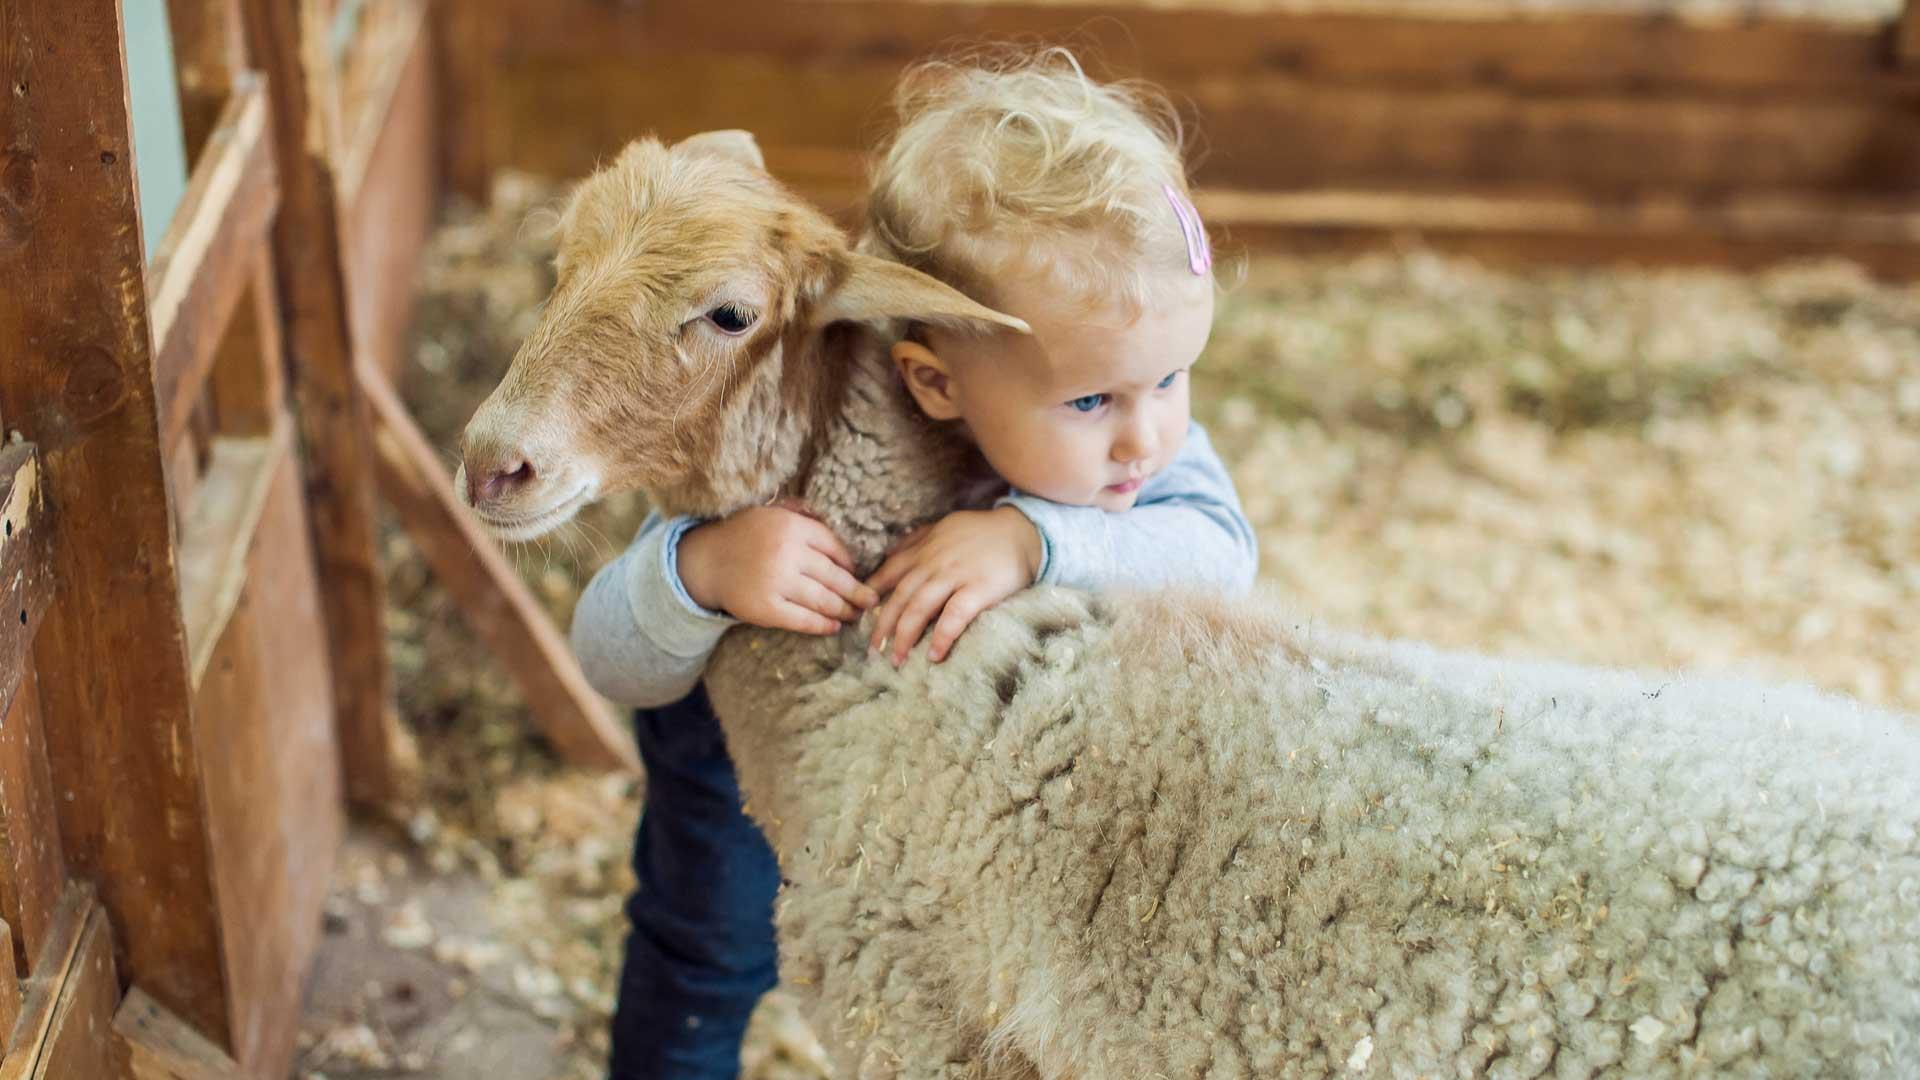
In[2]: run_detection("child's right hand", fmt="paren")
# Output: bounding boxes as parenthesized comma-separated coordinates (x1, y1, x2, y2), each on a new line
(676, 504, 879, 635)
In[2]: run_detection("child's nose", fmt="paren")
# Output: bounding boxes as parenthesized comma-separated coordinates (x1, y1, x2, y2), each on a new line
(1113, 415, 1157, 464)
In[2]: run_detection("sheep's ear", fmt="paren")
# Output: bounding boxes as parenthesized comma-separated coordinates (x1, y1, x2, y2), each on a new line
(815, 252, 1031, 335)
(674, 130, 766, 171)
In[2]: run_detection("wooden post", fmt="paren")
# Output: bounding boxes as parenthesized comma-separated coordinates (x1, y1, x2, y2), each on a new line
(240, 0, 401, 806)
(166, 0, 249, 162)
(1901, 0, 1920, 65)
(0, 0, 232, 1043)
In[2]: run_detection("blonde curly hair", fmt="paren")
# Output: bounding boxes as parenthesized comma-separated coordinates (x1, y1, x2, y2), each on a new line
(864, 47, 1205, 323)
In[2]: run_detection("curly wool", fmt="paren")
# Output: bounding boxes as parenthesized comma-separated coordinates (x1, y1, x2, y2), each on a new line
(707, 586, 1920, 1079)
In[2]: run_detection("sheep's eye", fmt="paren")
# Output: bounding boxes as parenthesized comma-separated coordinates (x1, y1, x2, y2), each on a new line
(706, 303, 758, 336)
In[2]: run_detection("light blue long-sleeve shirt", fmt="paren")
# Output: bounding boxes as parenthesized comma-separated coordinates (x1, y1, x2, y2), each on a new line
(570, 422, 1257, 707)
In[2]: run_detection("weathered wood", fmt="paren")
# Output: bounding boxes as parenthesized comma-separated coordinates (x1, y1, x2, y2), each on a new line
(241, 0, 399, 806)
(0, 444, 50, 712)
(150, 81, 279, 454)
(165, 0, 249, 162)
(492, 50, 1920, 198)
(360, 363, 641, 774)
(115, 989, 245, 1080)
(342, 0, 438, 380)
(0, 1, 231, 1042)
(0, 918, 19, 1041)
(0, 888, 87, 1080)
(498, 0, 1920, 97)
(191, 452, 341, 1077)
(177, 427, 289, 688)
(26, 899, 117, 1080)
(207, 249, 286, 439)
(0, 659, 60, 982)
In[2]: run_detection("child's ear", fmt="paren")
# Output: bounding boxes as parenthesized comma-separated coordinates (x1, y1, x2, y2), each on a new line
(816, 253, 1030, 335)
(891, 340, 963, 421)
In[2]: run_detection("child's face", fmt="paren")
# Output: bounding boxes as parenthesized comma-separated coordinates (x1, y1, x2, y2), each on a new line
(896, 273, 1213, 511)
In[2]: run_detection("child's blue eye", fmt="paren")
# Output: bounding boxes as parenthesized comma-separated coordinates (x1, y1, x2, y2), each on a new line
(1156, 371, 1180, 390)
(1068, 393, 1109, 413)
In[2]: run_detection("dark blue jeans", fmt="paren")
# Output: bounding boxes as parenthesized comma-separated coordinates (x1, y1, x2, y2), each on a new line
(609, 685, 781, 1079)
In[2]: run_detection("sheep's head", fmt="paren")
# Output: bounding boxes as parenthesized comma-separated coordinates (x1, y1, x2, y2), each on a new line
(459, 131, 1026, 540)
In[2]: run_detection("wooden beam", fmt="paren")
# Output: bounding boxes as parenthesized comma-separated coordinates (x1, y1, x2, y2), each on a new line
(115, 989, 246, 1080)
(432, 0, 503, 199)
(0, 0, 231, 1043)
(208, 249, 287, 438)
(177, 426, 290, 688)
(342, 0, 439, 381)
(150, 80, 280, 454)
(240, 0, 399, 806)
(359, 364, 640, 774)
(1902, 0, 1920, 65)
(166, 0, 249, 162)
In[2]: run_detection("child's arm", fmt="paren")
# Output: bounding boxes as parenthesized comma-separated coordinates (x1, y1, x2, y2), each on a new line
(866, 422, 1256, 665)
(571, 508, 876, 707)
(1000, 422, 1257, 592)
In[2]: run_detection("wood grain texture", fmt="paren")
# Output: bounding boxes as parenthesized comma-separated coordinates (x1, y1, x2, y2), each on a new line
(26, 901, 117, 1080)
(0, 888, 87, 1080)
(191, 451, 342, 1077)
(177, 428, 288, 687)
(241, 0, 399, 806)
(0, 0, 231, 1043)
(0, 668, 60, 983)
(0, 445, 50, 712)
(342, 1, 437, 380)
(149, 81, 279, 454)
(115, 988, 245, 1080)
(360, 364, 640, 774)
(0, 918, 19, 1040)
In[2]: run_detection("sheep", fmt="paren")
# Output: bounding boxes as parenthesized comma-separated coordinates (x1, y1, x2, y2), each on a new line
(457, 133, 1920, 1079)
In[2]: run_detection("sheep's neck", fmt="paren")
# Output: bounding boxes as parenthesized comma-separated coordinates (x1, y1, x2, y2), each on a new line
(796, 328, 988, 575)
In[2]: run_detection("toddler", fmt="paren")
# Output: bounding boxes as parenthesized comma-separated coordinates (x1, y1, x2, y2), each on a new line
(574, 48, 1257, 1079)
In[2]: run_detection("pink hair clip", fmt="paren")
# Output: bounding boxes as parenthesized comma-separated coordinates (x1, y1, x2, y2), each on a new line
(1163, 184, 1212, 276)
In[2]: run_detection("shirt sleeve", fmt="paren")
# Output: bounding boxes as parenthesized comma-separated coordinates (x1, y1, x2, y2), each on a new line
(569, 512, 739, 708)
(996, 422, 1259, 593)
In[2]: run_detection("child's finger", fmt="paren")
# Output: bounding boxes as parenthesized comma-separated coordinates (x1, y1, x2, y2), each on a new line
(771, 598, 841, 636)
(927, 589, 990, 662)
(890, 579, 959, 666)
(809, 554, 879, 610)
(865, 547, 921, 597)
(868, 566, 928, 653)
(789, 576, 858, 622)
(803, 521, 858, 574)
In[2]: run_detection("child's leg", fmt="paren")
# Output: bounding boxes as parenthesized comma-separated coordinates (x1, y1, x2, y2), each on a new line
(609, 684, 781, 1080)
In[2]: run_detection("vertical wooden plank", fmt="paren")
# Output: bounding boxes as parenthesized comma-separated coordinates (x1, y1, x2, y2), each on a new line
(166, 0, 248, 162)
(431, 0, 497, 199)
(191, 452, 342, 1077)
(239, 0, 399, 806)
(0, 0, 231, 1045)
(209, 249, 286, 438)
(0, 670, 63, 975)
(1901, 0, 1920, 65)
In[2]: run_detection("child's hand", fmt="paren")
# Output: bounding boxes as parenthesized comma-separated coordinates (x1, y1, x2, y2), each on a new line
(678, 504, 879, 635)
(865, 507, 1042, 665)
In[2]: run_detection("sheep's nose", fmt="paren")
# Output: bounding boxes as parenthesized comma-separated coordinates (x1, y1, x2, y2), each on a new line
(465, 456, 536, 505)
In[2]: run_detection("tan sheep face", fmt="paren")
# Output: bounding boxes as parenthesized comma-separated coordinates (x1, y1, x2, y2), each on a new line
(457, 133, 847, 538)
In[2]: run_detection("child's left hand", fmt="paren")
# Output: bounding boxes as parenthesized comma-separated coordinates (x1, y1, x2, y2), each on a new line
(866, 507, 1042, 665)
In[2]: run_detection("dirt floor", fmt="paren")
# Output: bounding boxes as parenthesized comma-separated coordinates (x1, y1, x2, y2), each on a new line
(290, 173, 1918, 1079)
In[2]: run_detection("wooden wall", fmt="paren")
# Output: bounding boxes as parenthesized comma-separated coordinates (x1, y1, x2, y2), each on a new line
(437, 0, 1920, 275)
